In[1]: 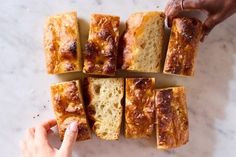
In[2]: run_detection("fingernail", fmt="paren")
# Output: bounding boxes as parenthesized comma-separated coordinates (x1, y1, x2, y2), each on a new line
(69, 122, 78, 132)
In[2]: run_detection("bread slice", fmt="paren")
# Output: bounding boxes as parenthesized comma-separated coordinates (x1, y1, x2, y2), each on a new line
(83, 14, 120, 75)
(125, 78, 155, 138)
(163, 17, 202, 76)
(50, 80, 91, 141)
(44, 12, 82, 74)
(86, 77, 124, 140)
(119, 11, 165, 72)
(155, 87, 189, 149)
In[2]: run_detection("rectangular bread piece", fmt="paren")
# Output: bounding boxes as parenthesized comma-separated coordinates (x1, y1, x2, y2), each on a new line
(125, 78, 155, 138)
(44, 12, 82, 74)
(83, 14, 120, 75)
(163, 17, 202, 76)
(85, 77, 124, 140)
(155, 87, 189, 149)
(119, 11, 165, 72)
(50, 80, 91, 141)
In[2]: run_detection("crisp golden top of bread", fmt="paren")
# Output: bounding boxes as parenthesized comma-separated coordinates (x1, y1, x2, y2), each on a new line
(83, 14, 120, 75)
(155, 87, 189, 149)
(119, 11, 165, 72)
(85, 77, 124, 140)
(125, 78, 155, 138)
(44, 12, 82, 74)
(50, 80, 91, 141)
(163, 17, 202, 76)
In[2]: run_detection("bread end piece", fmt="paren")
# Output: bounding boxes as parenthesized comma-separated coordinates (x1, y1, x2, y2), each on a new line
(120, 11, 165, 73)
(50, 80, 91, 141)
(125, 78, 155, 138)
(155, 86, 189, 149)
(163, 17, 202, 76)
(44, 12, 82, 74)
(86, 77, 124, 140)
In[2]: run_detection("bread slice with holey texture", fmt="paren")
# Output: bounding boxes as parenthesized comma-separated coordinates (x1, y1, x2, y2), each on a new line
(44, 12, 83, 74)
(119, 11, 165, 72)
(83, 14, 120, 75)
(125, 78, 155, 138)
(163, 17, 202, 76)
(50, 80, 91, 141)
(85, 77, 124, 140)
(155, 87, 189, 149)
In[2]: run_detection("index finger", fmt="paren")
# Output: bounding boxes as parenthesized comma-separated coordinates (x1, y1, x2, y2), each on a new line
(41, 119, 57, 131)
(165, 0, 182, 27)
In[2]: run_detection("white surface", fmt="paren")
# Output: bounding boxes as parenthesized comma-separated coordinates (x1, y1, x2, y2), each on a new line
(0, 0, 236, 157)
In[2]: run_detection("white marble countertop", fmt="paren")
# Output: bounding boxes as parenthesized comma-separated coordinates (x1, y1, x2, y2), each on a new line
(1, 0, 236, 157)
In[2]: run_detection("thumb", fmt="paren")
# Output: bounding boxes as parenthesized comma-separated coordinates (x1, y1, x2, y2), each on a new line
(59, 122, 78, 156)
(201, 14, 222, 41)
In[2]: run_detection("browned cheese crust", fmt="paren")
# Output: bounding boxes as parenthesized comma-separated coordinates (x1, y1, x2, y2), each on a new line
(83, 14, 120, 75)
(163, 17, 202, 76)
(155, 87, 189, 149)
(125, 78, 155, 138)
(50, 80, 91, 141)
(44, 12, 82, 74)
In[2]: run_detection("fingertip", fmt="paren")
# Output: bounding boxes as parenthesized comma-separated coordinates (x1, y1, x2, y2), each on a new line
(167, 16, 173, 28)
(67, 122, 78, 133)
(41, 119, 57, 131)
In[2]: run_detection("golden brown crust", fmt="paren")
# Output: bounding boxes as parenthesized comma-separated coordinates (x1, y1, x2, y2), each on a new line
(44, 12, 82, 74)
(50, 80, 91, 141)
(83, 14, 120, 75)
(119, 12, 165, 72)
(125, 78, 155, 138)
(163, 17, 202, 76)
(155, 87, 189, 149)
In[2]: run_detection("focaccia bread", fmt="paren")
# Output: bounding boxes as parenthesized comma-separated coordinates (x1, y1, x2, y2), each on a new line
(163, 17, 202, 76)
(125, 78, 155, 138)
(83, 14, 120, 75)
(155, 87, 189, 149)
(50, 80, 91, 141)
(119, 11, 165, 72)
(44, 12, 82, 74)
(85, 77, 124, 140)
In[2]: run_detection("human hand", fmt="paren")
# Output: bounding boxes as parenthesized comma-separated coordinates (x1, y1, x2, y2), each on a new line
(20, 119, 78, 157)
(165, 0, 236, 41)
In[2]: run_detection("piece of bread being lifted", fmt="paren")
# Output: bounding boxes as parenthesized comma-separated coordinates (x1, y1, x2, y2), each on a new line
(50, 80, 91, 141)
(163, 17, 202, 76)
(85, 77, 124, 140)
(119, 11, 165, 73)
